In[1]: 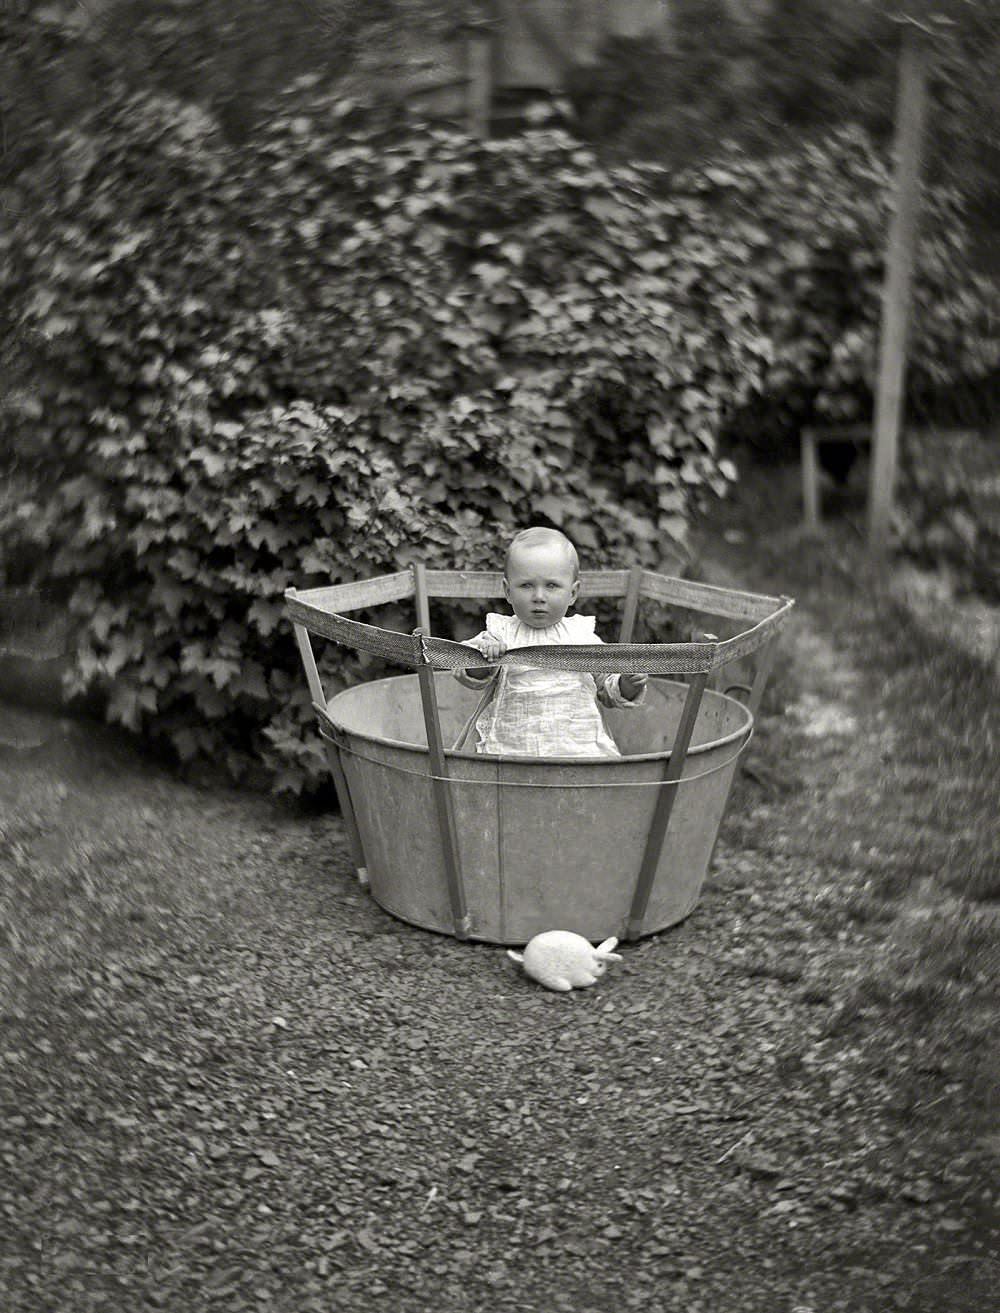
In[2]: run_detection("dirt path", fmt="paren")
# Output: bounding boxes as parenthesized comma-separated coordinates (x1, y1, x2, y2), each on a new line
(1, 541, 996, 1312)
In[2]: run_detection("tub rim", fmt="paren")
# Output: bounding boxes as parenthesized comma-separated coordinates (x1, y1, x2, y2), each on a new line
(324, 672, 753, 767)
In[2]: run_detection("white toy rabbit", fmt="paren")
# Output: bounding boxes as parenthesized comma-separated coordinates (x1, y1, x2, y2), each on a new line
(507, 931, 623, 992)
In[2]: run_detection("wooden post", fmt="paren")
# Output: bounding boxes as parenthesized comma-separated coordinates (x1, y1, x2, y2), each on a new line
(466, 24, 493, 137)
(868, 25, 930, 553)
(291, 612, 325, 708)
(617, 565, 643, 643)
(707, 633, 779, 870)
(414, 629, 472, 939)
(625, 672, 708, 941)
(319, 729, 370, 888)
(292, 611, 369, 886)
(801, 428, 821, 533)
(745, 633, 779, 719)
(411, 562, 431, 634)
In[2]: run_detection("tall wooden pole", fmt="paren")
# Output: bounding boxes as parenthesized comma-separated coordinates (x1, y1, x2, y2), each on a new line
(466, 23, 493, 137)
(868, 25, 930, 553)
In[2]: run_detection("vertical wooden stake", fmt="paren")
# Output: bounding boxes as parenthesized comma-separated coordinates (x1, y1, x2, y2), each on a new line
(625, 673, 708, 941)
(293, 612, 368, 886)
(746, 633, 779, 719)
(320, 732, 369, 888)
(466, 25, 492, 138)
(411, 562, 431, 634)
(868, 26, 930, 553)
(414, 630, 471, 939)
(801, 429, 821, 533)
(617, 565, 643, 643)
(292, 617, 325, 708)
(707, 634, 779, 872)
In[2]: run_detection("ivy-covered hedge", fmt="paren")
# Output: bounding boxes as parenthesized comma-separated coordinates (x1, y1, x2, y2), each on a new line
(0, 85, 769, 792)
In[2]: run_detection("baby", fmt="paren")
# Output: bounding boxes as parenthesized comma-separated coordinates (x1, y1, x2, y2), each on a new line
(457, 527, 647, 757)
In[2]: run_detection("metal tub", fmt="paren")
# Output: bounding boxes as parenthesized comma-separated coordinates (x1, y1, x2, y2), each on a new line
(324, 671, 752, 945)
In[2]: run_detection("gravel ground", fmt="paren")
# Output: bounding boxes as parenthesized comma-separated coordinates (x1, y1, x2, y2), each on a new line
(2, 530, 997, 1313)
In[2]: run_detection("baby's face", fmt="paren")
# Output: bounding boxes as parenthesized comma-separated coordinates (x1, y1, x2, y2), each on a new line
(503, 543, 580, 629)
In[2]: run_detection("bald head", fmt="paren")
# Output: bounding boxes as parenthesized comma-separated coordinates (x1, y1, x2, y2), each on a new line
(504, 527, 580, 581)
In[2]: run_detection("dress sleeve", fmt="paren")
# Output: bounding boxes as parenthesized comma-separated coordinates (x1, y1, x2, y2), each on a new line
(565, 617, 645, 708)
(598, 672, 647, 708)
(453, 626, 499, 687)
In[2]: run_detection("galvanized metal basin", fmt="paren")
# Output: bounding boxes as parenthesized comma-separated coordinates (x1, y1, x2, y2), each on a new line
(326, 672, 752, 945)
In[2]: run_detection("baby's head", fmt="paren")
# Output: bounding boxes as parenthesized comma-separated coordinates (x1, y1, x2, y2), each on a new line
(503, 527, 580, 629)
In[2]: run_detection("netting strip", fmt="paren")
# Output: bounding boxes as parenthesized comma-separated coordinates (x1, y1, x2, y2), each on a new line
(285, 591, 793, 675)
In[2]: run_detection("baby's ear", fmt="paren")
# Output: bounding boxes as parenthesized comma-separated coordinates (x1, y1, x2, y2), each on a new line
(507, 950, 524, 964)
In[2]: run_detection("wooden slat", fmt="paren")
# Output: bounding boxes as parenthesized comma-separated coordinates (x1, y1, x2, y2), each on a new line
(319, 732, 369, 886)
(421, 569, 633, 599)
(617, 565, 643, 642)
(706, 635, 780, 871)
(423, 571, 505, 599)
(710, 600, 796, 669)
(287, 571, 414, 614)
(639, 570, 785, 622)
(290, 569, 785, 622)
(625, 673, 708, 941)
(801, 430, 821, 532)
(291, 618, 325, 707)
(411, 562, 431, 632)
(869, 26, 929, 551)
(466, 27, 492, 136)
(418, 634, 720, 674)
(577, 570, 632, 599)
(746, 633, 780, 718)
(414, 632, 471, 940)
(285, 597, 417, 664)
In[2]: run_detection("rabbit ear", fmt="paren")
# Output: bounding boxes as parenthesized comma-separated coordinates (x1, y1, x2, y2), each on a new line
(595, 937, 619, 956)
(507, 950, 524, 964)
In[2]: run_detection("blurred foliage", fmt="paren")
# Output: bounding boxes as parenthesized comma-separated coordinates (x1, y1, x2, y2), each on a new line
(674, 129, 999, 454)
(0, 0, 462, 176)
(572, 1, 999, 260)
(897, 430, 1000, 601)
(0, 87, 770, 791)
(3, 3, 997, 196)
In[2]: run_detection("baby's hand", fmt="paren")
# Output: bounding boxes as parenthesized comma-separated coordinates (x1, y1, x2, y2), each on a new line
(470, 635, 507, 663)
(620, 672, 647, 701)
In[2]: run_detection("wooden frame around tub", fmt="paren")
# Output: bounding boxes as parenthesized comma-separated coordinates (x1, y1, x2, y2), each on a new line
(285, 565, 794, 941)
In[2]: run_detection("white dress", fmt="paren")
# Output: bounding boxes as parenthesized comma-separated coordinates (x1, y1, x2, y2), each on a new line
(457, 612, 643, 759)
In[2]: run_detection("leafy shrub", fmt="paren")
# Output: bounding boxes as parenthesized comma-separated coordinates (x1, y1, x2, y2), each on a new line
(1, 85, 768, 793)
(897, 429, 1000, 602)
